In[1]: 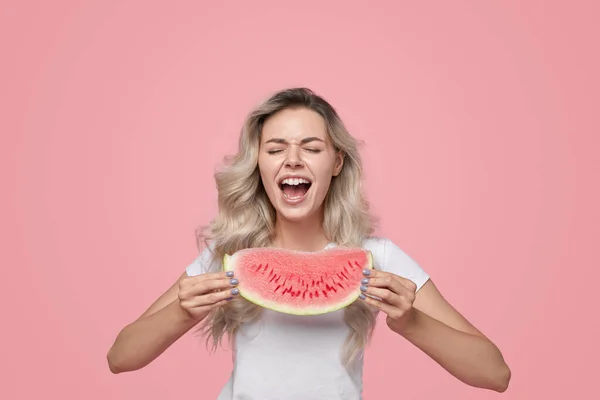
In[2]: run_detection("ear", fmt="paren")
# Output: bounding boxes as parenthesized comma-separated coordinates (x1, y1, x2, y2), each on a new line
(333, 151, 345, 177)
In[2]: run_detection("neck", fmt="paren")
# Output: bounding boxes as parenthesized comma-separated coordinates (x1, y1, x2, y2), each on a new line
(272, 213, 330, 252)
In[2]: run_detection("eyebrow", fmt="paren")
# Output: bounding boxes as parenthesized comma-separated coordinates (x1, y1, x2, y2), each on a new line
(265, 137, 326, 145)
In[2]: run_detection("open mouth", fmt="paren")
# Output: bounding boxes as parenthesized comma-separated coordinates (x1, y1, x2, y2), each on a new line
(278, 177, 312, 201)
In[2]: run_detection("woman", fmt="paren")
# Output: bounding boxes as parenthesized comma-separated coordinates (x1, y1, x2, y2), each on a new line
(107, 87, 511, 399)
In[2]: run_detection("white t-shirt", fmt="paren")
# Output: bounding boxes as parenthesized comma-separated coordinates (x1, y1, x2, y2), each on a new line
(185, 236, 430, 400)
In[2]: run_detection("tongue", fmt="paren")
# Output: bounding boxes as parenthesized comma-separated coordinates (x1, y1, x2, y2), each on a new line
(282, 184, 309, 198)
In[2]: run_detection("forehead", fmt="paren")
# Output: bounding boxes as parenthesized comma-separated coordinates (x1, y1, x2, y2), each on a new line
(260, 107, 328, 143)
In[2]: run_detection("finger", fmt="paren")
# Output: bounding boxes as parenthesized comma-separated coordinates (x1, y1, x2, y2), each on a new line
(359, 293, 399, 316)
(363, 275, 407, 297)
(184, 270, 235, 287)
(362, 270, 416, 293)
(360, 285, 403, 307)
(208, 298, 233, 310)
(180, 277, 238, 298)
(186, 296, 234, 319)
(182, 286, 240, 308)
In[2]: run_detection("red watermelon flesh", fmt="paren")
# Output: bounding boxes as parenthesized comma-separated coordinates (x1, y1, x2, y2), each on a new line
(223, 247, 373, 315)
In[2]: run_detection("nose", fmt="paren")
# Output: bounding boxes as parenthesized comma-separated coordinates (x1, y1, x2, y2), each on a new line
(284, 146, 304, 168)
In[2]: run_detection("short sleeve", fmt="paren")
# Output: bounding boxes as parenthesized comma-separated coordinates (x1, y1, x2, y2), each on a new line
(375, 238, 430, 291)
(185, 242, 220, 277)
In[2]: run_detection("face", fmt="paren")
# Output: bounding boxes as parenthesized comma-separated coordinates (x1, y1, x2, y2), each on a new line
(258, 107, 344, 223)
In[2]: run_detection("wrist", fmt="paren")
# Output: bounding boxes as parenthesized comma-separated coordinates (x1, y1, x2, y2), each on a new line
(393, 308, 420, 338)
(171, 300, 200, 326)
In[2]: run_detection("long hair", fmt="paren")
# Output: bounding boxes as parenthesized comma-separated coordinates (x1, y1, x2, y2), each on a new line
(194, 87, 378, 366)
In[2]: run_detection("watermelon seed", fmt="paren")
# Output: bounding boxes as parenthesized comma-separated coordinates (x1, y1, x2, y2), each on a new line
(274, 285, 281, 292)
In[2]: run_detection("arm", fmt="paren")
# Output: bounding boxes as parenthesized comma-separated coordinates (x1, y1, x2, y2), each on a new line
(403, 280, 510, 392)
(107, 273, 194, 374)
(361, 274, 511, 392)
(107, 270, 237, 374)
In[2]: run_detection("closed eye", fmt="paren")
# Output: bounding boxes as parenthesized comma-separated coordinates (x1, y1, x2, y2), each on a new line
(266, 148, 322, 154)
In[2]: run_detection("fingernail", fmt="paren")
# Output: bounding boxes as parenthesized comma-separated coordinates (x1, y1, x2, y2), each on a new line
(230, 278, 239, 285)
(359, 293, 366, 300)
(361, 278, 369, 284)
(226, 271, 234, 277)
(231, 288, 239, 295)
(360, 285, 368, 292)
(362, 269, 371, 276)
(226, 297, 233, 301)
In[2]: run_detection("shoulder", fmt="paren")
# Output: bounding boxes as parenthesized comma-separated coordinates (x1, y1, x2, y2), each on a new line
(360, 236, 388, 253)
(185, 241, 222, 277)
(361, 236, 430, 292)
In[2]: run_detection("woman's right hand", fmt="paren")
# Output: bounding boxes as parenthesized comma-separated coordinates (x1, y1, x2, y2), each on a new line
(177, 271, 239, 321)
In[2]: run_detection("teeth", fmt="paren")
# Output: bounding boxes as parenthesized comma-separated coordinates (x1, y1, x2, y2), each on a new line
(281, 178, 310, 185)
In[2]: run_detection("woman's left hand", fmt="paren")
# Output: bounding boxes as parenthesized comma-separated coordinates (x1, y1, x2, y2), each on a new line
(359, 269, 418, 334)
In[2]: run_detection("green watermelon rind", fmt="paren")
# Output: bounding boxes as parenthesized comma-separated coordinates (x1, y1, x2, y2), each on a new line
(223, 249, 373, 316)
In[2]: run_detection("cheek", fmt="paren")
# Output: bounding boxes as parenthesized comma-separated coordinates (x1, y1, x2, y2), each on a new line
(258, 153, 280, 173)
(308, 157, 337, 179)
(258, 168, 270, 186)
(258, 161, 277, 190)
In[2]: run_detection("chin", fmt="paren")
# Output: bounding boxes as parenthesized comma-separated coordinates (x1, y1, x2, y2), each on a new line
(273, 198, 314, 221)
(277, 208, 314, 223)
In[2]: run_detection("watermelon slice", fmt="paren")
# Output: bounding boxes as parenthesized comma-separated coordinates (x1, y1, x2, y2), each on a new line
(223, 247, 373, 315)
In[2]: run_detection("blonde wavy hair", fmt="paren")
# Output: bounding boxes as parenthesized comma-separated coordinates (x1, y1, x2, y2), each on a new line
(195, 87, 378, 366)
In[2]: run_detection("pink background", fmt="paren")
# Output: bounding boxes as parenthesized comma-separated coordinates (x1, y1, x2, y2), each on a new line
(1, 1, 598, 399)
